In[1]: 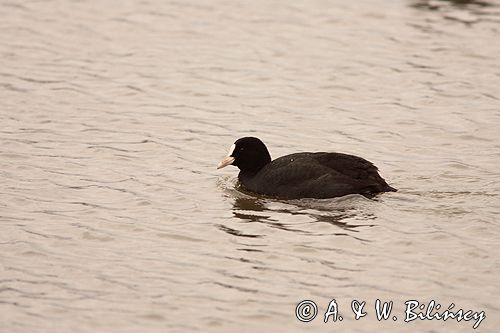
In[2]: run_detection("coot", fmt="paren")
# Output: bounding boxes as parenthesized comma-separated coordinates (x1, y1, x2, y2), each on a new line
(217, 137, 396, 199)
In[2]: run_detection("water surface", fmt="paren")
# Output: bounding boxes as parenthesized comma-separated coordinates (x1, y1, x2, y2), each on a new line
(1, 0, 500, 332)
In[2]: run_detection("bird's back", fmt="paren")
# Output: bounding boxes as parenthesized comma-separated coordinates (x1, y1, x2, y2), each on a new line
(239, 152, 396, 199)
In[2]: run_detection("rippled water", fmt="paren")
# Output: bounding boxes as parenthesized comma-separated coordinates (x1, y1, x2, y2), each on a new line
(1, 0, 500, 332)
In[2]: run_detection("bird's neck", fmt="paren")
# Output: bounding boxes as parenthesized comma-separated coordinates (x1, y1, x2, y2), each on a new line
(238, 169, 259, 182)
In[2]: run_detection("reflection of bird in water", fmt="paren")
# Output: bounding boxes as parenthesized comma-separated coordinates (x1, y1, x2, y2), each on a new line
(410, 0, 486, 24)
(231, 196, 376, 233)
(411, 0, 491, 10)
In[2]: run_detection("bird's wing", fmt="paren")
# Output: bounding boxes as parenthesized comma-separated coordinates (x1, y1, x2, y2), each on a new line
(313, 152, 380, 180)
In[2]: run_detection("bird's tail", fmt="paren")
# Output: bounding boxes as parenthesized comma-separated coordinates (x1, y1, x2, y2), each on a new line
(385, 185, 397, 192)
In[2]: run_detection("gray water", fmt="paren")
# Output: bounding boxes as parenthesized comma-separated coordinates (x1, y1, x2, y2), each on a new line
(1, 0, 500, 332)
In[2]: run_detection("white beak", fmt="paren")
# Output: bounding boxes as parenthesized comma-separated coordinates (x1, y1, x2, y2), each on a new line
(217, 156, 235, 169)
(217, 143, 236, 169)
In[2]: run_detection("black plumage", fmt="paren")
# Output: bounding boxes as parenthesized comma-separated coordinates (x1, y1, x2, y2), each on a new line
(217, 137, 396, 199)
